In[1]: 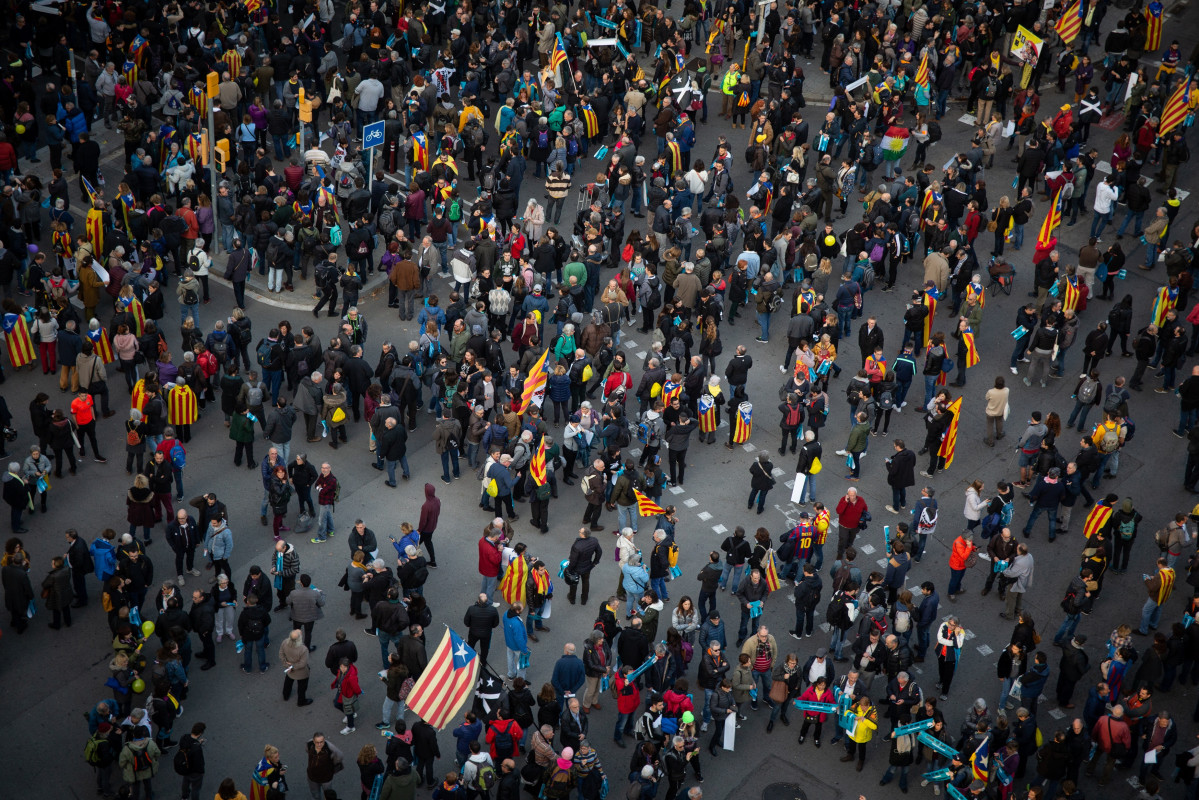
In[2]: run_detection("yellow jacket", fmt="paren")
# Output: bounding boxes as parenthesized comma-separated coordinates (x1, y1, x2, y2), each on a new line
(847, 704, 879, 743)
(721, 67, 741, 95)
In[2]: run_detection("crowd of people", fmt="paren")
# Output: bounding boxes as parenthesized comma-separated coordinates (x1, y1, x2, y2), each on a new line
(2, 0, 1199, 799)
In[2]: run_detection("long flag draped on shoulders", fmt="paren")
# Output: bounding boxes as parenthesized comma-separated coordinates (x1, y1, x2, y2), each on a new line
(1152, 284, 1178, 327)
(88, 326, 116, 363)
(733, 401, 753, 443)
(248, 756, 273, 800)
(937, 397, 963, 469)
(698, 390, 719, 433)
(1062, 277, 1081, 312)
(1083, 502, 1113, 539)
(516, 349, 549, 414)
(1146, 1, 1164, 52)
(405, 629, 480, 730)
(530, 438, 548, 486)
(1037, 188, 1063, 249)
(922, 288, 939, 346)
(2, 313, 36, 368)
(962, 329, 980, 368)
(1055, 0, 1083, 44)
(500, 554, 529, 606)
(635, 488, 667, 517)
(763, 549, 781, 592)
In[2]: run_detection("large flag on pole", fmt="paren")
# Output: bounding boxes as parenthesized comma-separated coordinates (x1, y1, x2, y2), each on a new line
(550, 33, 569, 73)
(405, 629, 480, 729)
(1160, 72, 1193, 136)
(81, 174, 99, 206)
(1036, 188, 1063, 249)
(1055, 0, 1083, 44)
(634, 489, 667, 517)
(937, 397, 963, 469)
(516, 349, 549, 414)
(970, 735, 992, 782)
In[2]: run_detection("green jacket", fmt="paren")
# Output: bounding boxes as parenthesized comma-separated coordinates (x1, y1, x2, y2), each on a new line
(563, 261, 587, 286)
(847, 422, 870, 454)
(229, 412, 256, 444)
(721, 67, 741, 95)
(548, 105, 566, 133)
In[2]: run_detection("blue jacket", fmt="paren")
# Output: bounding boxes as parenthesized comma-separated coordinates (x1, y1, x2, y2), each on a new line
(621, 563, 650, 597)
(487, 462, 517, 497)
(56, 330, 83, 365)
(917, 591, 940, 627)
(452, 719, 483, 756)
(90, 538, 117, 582)
(1020, 662, 1050, 698)
(502, 610, 527, 652)
(551, 654, 586, 696)
(892, 354, 918, 384)
(205, 525, 234, 560)
(698, 617, 727, 650)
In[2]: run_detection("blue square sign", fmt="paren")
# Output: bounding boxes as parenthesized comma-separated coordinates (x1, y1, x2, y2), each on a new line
(362, 120, 386, 149)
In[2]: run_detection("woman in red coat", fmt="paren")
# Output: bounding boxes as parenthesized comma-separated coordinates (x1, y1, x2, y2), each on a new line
(333, 659, 362, 735)
(796, 676, 834, 746)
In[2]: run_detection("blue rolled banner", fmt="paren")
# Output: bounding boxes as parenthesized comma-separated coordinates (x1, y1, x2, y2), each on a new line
(793, 700, 839, 714)
(593, 145, 609, 161)
(918, 731, 961, 759)
(1048, 281, 1060, 297)
(893, 718, 936, 737)
(595, 16, 617, 29)
(1117, 269, 1128, 279)
(996, 764, 1012, 787)
(1010, 325, 1028, 339)
(922, 768, 953, 782)
(615, 41, 630, 59)
(883, 524, 892, 555)
(947, 786, 969, 800)
(627, 653, 658, 681)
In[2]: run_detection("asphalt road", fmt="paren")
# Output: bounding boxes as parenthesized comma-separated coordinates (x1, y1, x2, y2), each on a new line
(5, 22, 1199, 800)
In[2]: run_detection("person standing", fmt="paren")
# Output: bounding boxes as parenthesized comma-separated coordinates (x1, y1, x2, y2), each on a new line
(118, 729, 162, 800)
(313, 463, 339, 543)
(747, 452, 775, 514)
(305, 732, 345, 800)
(64, 528, 93, 607)
(999, 544, 1035, 619)
(288, 573, 326, 651)
(463, 593, 500, 663)
(1138, 557, 1176, 635)
(566, 527, 602, 606)
(165, 509, 200, 586)
(190, 589, 217, 671)
(884, 440, 917, 514)
(1055, 634, 1090, 709)
(203, 517, 233, 580)
(176, 722, 207, 800)
(280, 628, 314, 706)
(41, 555, 74, 629)
(934, 617, 966, 700)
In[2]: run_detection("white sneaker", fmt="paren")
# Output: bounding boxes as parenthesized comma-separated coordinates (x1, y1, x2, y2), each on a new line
(342, 716, 348, 724)
(700, 722, 709, 732)
(835, 449, 848, 456)
(1010, 367, 1018, 375)
(340, 726, 355, 735)
(188, 568, 201, 576)
(176, 575, 185, 586)
(885, 505, 898, 514)
(921, 780, 930, 788)
(899, 402, 907, 409)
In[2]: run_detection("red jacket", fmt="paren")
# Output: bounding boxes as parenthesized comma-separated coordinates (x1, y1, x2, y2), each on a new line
(485, 719, 522, 759)
(615, 673, 642, 715)
(333, 664, 362, 700)
(836, 496, 867, 529)
(0, 141, 16, 170)
(478, 537, 502, 577)
(948, 536, 977, 570)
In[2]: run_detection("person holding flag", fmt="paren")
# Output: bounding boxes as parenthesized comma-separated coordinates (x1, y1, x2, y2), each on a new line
(950, 318, 980, 387)
(697, 377, 725, 444)
(1, 304, 36, 372)
(1138, 556, 1176, 635)
(727, 398, 752, 449)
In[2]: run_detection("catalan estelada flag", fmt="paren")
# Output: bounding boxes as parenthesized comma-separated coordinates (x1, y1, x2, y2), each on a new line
(87, 327, 115, 363)
(1151, 285, 1177, 327)
(529, 438, 547, 486)
(970, 735, 991, 782)
(85, 207, 105, 254)
(1062, 277, 1081, 312)
(248, 755, 274, 800)
(122, 60, 138, 88)
(962, 331, 980, 368)
(500, 554, 529, 606)
(666, 139, 682, 174)
(1145, 1, 1164, 52)
(634, 489, 667, 517)
(131, 378, 150, 412)
(763, 549, 781, 592)
(1, 313, 36, 368)
(580, 104, 598, 140)
(1037, 188, 1063, 249)
(662, 380, 682, 408)
(81, 174, 99, 206)
(412, 131, 429, 171)
(1160, 72, 1193, 136)
(937, 396, 963, 469)
(1083, 502, 1113, 539)
(697, 392, 718, 434)
(550, 34, 569, 73)
(516, 349, 549, 415)
(404, 629, 480, 730)
(117, 296, 146, 336)
(733, 401, 753, 444)
(188, 84, 208, 116)
(130, 35, 149, 67)
(1055, 0, 1083, 44)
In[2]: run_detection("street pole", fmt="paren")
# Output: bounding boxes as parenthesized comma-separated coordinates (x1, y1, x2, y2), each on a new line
(208, 101, 220, 248)
(67, 49, 79, 101)
(368, 146, 373, 192)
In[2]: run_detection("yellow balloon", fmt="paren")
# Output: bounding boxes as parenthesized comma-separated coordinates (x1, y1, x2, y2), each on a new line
(141, 620, 155, 637)
(131, 678, 146, 693)
(824, 235, 836, 247)
(14, 124, 25, 135)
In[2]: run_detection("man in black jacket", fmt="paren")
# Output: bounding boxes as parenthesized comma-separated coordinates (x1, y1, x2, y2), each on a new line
(566, 527, 602, 605)
(463, 593, 500, 663)
(190, 589, 217, 670)
(792, 563, 823, 639)
(165, 508, 200, 587)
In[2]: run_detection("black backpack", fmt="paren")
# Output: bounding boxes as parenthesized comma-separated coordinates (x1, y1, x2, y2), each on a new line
(243, 613, 266, 639)
(182, 284, 199, 306)
(926, 120, 942, 143)
(491, 724, 514, 756)
(173, 743, 192, 775)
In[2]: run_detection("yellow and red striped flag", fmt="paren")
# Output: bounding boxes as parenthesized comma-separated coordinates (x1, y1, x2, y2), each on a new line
(85, 207, 105, 254)
(1145, 1, 1164, 52)
(763, 549, 781, 592)
(634, 489, 667, 517)
(1037, 188, 1063, 249)
(1151, 285, 1177, 327)
(923, 289, 938, 346)
(1062, 278, 1081, 312)
(1160, 74, 1193, 136)
(1083, 503, 1113, 539)
(698, 391, 719, 433)
(87, 326, 115, 363)
(915, 51, 929, 87)
(2, 313, 36, 368)
(516, 349, 549, 415)
(662, 379, 683, 408)
(405, 629, 480, 729)
(530, 438, 547, 486)
(131, 378, 150, 412)
(962, 331, 980, 368)
(1055, 0, 1083, 44)
(550, 33, 569, 73)
(733, 402, 753, 444)
(937, 397, 963, 469)
(500, 555, 529, 606)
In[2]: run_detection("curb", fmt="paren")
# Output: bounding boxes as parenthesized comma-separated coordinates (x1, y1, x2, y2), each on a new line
(206, 269, 393, 312)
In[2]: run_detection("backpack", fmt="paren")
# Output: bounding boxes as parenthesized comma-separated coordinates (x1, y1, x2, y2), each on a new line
(784, 403, 801, 428)
(926, 120, 942, 143)
(1118, 516, 1137, 540)
(129, 746, 153, 774)
(1077, 379, 1099, 404)
(182, 284, 199, 306)
(169, 442, 187, 469)
(329, 224, 343, 246)
(243, 612, 265, 639)
(537, 128, 550, 148)
(491, 724, 515, 757)
(377, 206, 398, 237)
(859, 266, 876, 290)
(1099, 424, 1120, 454)
(475, 763, 499, 791)
(980, 511, 1002, 539)
(256, 339, 274, 368)
(667, 541, 679, 567)
(870, 613, 889, 635)
(894, 608, 911, 633)
(235, 320, 252, 347)
(1061, 585, 1080, 613)
(1103, 393, 1124, 414)
(84, 732, 105, 766)
(126, 426, 142, 447)
(669, 336, 686, 359)
(173, 744, 191, 775)
(825, 596, 850, 629)
(209, 333, 229, 362)
(448, 197, 462, 222)
(566, 137, 578, 157)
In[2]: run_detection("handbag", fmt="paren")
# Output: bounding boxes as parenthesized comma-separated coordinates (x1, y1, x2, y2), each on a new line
(964, 551, 979, 568)
(987, 219, 998, 232)
(768, 680, 788, 704)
